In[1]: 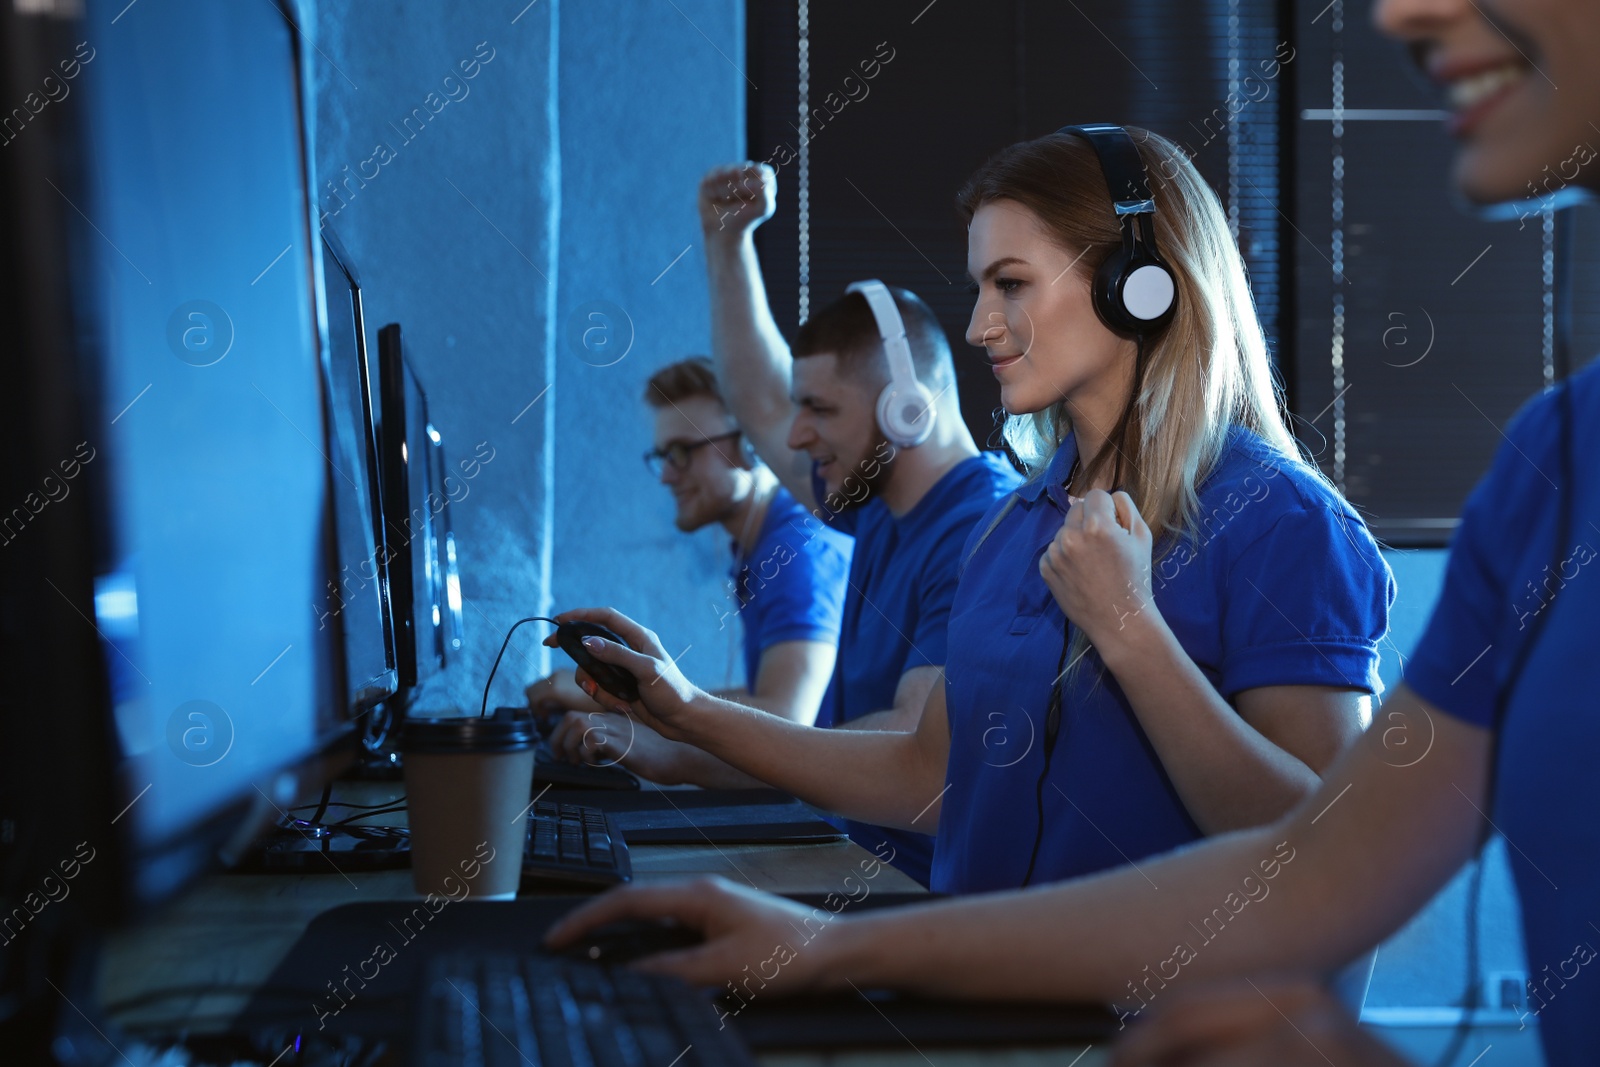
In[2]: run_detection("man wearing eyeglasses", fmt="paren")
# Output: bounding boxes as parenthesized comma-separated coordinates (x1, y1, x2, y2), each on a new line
(527, 358, 850, 786)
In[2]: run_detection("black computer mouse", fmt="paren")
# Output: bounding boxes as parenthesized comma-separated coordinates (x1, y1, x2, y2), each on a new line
(558, 919, 704, 965)
(556, 621, 641, 704)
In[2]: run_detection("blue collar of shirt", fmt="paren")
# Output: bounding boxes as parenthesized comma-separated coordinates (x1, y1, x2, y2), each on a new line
(1018, 425, 1257, 510)
(1015, 434, 1081, 511)
(897, 453, 1015, 531)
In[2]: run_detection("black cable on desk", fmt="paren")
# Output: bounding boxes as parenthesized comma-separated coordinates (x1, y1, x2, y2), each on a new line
(290, 797, 407, 812)
(308, 781, 333, 826)
(324, 804, 408, 827)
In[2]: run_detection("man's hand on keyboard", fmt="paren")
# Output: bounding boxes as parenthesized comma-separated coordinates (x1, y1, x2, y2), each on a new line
(546, 709, 699, 785)
(545, 875, 855, 994)
(526, 670, 604, 717)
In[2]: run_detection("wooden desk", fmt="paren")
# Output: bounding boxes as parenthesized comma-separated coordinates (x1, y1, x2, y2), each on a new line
(98, 781, 1108, 1065)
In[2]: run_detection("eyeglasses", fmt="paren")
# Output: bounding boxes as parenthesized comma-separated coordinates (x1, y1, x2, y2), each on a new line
(643, 431, 742, 475)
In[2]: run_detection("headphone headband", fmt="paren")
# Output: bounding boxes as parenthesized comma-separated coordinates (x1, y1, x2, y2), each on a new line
(1053, 122, 1177, 335)
(1057, 123, 1155, 213)
(847, 280, 917, 386)
(846, 279, 936, 448)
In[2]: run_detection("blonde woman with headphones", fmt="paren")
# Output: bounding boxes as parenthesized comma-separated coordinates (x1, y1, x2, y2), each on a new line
(548, 123, 1391, 894)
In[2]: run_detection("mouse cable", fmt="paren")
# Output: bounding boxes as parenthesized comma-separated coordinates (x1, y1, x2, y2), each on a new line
(481, 616, 561, 717)
(290, 796, 407, 811)
(1019, 620, 1074, 887)
(324, 804, 408, 827)
(308, 781, 333, 825)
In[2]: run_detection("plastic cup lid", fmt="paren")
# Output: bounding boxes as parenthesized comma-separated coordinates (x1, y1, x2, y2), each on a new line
(399, 707, 538, 753)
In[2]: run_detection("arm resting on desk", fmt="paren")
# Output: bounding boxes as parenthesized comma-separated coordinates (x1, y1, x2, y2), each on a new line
(546, 711, 769, 789)
(558, 607, 951, 831)
(550, 686, 1489, 1007)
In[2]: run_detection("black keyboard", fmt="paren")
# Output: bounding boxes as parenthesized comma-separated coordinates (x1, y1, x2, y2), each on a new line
(523, 801, 632, 889)
(415, 951, 756, 1067)
(535, 740, 641, 790)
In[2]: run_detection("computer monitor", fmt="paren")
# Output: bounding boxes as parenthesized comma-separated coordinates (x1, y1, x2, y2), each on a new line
(0, 4, 382, 1054)
(429, 431, 468, 664)
(80, 0, 357, 892)
(412, 376, 461, 675)
(320, 229, 400, 717)
(375, 323, 448, 692)
(0, 0, 352, 958)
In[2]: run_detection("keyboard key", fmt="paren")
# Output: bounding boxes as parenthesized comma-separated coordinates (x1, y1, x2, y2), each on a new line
(418, 953, 754, 1067)
(522, 803, 631, 888)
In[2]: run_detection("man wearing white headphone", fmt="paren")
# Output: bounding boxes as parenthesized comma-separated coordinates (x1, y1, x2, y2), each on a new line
(683, 161, 1024, 885)
(540, 165, 1019, 886)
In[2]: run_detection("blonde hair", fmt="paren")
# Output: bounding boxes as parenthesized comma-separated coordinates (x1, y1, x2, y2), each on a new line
(958, 127, 1314, 682)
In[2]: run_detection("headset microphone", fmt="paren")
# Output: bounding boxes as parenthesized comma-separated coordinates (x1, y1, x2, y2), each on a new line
(847, 279, 937, 449)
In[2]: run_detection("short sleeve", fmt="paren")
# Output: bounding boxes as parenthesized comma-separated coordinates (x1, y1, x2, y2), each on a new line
(750, 527, 851, 654)
(903, 527, 969, 672)
(1220, 504, 1394, 699)
(1405, 388, 1565, 728)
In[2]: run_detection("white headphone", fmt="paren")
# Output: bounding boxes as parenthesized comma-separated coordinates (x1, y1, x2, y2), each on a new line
(846, 280, 937, 449)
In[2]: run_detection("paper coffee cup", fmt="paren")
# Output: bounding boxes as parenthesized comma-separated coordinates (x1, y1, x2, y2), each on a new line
(401, 709, 536, 901)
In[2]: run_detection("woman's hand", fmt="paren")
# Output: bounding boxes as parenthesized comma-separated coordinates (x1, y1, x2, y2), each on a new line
(1039, 489, 1158, 660)
(544, 876, 852, 994)
(542, 608, 707, 743)
(546, 709, 700, 786)
(1110, 978, 1410, 1067)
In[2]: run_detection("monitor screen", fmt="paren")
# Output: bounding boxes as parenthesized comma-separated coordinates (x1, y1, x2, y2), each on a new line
(429, 432, 467, 664)
(320, 230, 400, 714)
(407, 362, 453, 683)
(76, 0, 346, 858)
(375, 324, 447, 692)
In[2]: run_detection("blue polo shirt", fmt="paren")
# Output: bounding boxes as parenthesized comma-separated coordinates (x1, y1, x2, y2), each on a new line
(813, 452, 1023, 885)
(727, 486, 851, 692)
(932, 425, 1393, 894)
(1405, 364, 1599, 1067)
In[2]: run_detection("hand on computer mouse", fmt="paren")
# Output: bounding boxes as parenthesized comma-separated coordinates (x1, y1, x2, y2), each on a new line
(555, 918, 706, 966)
(541, 608, 704, 739)
(544, 875, 850, 994)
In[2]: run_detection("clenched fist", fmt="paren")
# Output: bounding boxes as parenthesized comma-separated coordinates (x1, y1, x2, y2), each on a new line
(1039, 489, 1156, 657)
(698, 161, 776, 241)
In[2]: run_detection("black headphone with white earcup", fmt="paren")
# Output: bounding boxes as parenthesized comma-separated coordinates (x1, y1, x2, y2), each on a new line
(1057, 123, 1178, 336)
(1014, 126, 1176, 888)
(847, 279, 937, 449)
